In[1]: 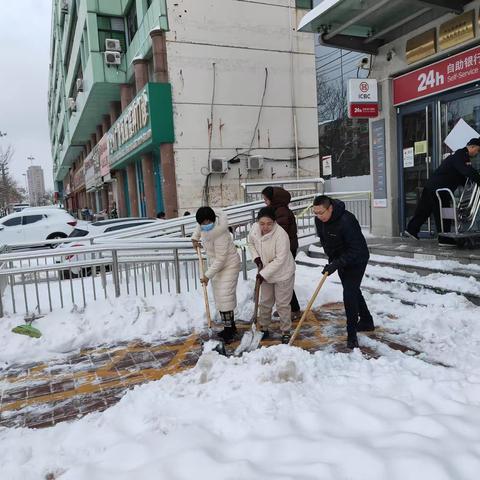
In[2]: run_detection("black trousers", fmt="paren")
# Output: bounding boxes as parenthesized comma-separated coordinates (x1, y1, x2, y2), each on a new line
(290, 249, 300, 312)
(407, 187, 452, 236)
(338, 263, 372, 336)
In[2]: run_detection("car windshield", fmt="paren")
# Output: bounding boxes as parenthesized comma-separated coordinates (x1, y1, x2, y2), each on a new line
(68, 228, 89, 238)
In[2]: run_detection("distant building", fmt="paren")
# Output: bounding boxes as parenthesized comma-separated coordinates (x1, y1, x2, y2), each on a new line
(27, 166, 46, 206)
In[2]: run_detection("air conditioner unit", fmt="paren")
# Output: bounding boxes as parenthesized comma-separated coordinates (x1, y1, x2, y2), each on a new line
(105, 38, 121, 52)
(76, 78, 83, 92)
(247, 155, 264, 171)
(60, 0, 69, 14)
(68, 97, 76, 111)
(209, 157, 228, 174)
(104, 51, 121, 66)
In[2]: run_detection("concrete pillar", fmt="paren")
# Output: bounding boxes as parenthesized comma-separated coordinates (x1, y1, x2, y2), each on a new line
(150, 29, 168, 83)
(133, 58, 149, 93)
(102, 115, 111, 135)
(126, 164, 139, 216)
(115, 170, 127, 218)
(96, 125, 103, 143)
(120, 84, 133, 111)
(141, 153, 156, 218)
(109, 101, 121, 125)
(160, 144, 178, 218)
(101, 186, 109, 211)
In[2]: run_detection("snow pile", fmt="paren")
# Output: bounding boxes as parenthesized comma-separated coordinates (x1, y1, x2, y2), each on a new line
(2, 346, 480, 479)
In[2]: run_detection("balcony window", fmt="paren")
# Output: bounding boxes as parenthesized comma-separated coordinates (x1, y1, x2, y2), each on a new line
(98, 15, 126, 52)
(126, 2, 138, 45)
(296, 0, 312, 8)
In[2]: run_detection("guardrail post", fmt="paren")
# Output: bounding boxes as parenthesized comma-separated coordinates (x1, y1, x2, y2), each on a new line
(173, 248, 181, 294)
(0, 275, 4, 318)
(111, 250, 121, 298)
(241, 247, 248, 281)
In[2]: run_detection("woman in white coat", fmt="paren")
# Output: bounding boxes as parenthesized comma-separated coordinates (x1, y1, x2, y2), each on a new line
(192, 207, 241, 342)
(248, 206, 296, 344)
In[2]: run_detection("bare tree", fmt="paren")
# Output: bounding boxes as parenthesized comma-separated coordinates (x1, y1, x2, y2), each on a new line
(0, 145, 27, 210)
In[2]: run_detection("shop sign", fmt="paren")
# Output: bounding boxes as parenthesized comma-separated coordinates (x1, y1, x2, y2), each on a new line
(371, 119, 387, 208)
(347, 79, 378, 119)
(84, 146, 98, 190)
(99, 134, 109, 177)
(393, 44, 480, 105)
(108, 83, 174, 169)
(72, 166, 85, 191)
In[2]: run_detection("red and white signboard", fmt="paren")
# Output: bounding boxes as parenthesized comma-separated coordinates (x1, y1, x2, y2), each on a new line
(347, 79, 378, 118)
(393, 45, 480, 106)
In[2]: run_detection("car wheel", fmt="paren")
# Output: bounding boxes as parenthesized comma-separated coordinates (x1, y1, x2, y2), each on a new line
(47, 232, 67, 248)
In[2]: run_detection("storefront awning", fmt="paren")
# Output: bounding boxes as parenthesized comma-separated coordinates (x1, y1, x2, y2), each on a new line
(298, 0, 470, 54)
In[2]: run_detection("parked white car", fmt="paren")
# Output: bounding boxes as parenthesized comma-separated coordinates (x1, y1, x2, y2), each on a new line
(56, 218, 159, 275)
(0, 209, 77, 246)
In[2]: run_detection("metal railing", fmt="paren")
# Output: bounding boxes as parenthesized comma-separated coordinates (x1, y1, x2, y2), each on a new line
(0, 190, 372, 317)
(241, 177, 325, 202)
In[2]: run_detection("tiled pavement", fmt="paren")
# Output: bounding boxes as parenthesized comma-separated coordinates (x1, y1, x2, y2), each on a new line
(0, 303, 437, 429)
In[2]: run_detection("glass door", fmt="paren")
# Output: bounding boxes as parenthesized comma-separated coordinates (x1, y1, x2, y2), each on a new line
(400, 104, 434, 235)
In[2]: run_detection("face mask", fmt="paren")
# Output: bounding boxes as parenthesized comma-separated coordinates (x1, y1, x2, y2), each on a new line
(201, 223, 215, 232)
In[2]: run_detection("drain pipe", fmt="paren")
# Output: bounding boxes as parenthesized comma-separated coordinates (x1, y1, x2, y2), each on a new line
(288, 1, 299, 180)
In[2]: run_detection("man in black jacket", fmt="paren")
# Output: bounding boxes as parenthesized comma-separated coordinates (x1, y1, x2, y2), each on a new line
(313, 195, 374, 349)
(405, 138, 480, 239)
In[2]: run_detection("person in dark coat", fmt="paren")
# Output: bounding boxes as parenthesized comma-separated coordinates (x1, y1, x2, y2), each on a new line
(313, 195, 374, 349)
(405, 138, 480, 239)
(262, 186, 300, 314)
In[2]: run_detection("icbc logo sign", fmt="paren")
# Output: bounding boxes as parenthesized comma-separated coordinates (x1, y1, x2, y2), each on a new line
(359, 82, 369, 93)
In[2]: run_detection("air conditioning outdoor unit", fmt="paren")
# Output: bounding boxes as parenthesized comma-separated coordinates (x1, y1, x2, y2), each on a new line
(209, 157, 228, 174)
(104, 51, 121, 66)
(68, 97, 76, 111)
(105, 38, 121, 52)
(76, 78, 83, 92)
(247, 155, 264, 171)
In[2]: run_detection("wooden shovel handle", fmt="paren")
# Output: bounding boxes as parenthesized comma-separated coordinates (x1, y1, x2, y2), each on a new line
(288, 272, 328, 346)
(196, 246, 212, 329)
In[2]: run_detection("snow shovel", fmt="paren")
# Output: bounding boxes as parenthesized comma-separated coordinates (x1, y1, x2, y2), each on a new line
(288, 272, 328, 346)
(234, 276, 263, 356)
(12, 312, 43, 339)
(196, 245, 226, 356)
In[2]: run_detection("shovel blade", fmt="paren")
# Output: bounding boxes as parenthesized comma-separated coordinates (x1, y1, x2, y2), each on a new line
(234, 329, 264, 356)
(12, 324, 42, 339)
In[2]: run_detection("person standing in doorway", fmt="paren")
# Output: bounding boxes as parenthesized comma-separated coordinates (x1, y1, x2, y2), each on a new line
(313, 195, 374, 349)
(261, 186, 300, 317)
(405, 138, 480, 239)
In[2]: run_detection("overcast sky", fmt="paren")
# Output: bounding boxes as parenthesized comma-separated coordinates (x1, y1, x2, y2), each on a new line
(0, 1, 53, 190)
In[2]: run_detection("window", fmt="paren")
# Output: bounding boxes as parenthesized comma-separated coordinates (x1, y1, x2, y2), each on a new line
(68, 228, 89, 237)
(296, 0, 312, 8)
(23, 215, 44, 225)
(104, 221, 150, 232)
(97, 15, 126, 52)
(126, 2, 138, 44)
(2, 217, 21, 227)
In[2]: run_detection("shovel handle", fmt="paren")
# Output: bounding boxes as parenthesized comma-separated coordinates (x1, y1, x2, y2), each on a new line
(196, 246, 212, 329)
(288, 272, 328, 346)
(252, 276, 261, 324)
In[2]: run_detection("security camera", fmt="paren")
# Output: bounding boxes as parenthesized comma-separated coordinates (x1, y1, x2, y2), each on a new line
(386, 49, 396, 62)
(357, 57, 370, 69)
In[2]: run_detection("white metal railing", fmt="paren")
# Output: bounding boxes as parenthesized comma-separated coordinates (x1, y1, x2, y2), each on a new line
(241, 177, 325, 203)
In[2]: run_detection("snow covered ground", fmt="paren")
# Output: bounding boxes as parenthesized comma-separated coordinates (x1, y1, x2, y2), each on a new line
(1, 263, 480, 479)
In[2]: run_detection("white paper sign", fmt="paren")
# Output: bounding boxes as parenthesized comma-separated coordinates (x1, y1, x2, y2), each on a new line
(403, 147, 414, 168)
(347, 79, 378, 103)
(322, 155, 332, 176)
(444, 118, 480, 152)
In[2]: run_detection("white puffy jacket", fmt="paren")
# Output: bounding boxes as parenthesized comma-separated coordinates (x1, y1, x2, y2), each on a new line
(192, 210, 241, 312)
(248, 222, 296, 283)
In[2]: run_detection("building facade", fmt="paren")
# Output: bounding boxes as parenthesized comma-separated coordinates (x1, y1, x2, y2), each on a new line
(48, 0, 319, 219)
(26, 166, 46, 207)
(301, 0, 480, 237)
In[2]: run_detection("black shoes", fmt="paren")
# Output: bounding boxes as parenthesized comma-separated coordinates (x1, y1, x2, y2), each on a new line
(281, 333, 290, 344)
(260, 329, 270, 340)
(218, 311, 237, 344)
(356, 319, 375, 332)
(347, 333, 359, 349)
